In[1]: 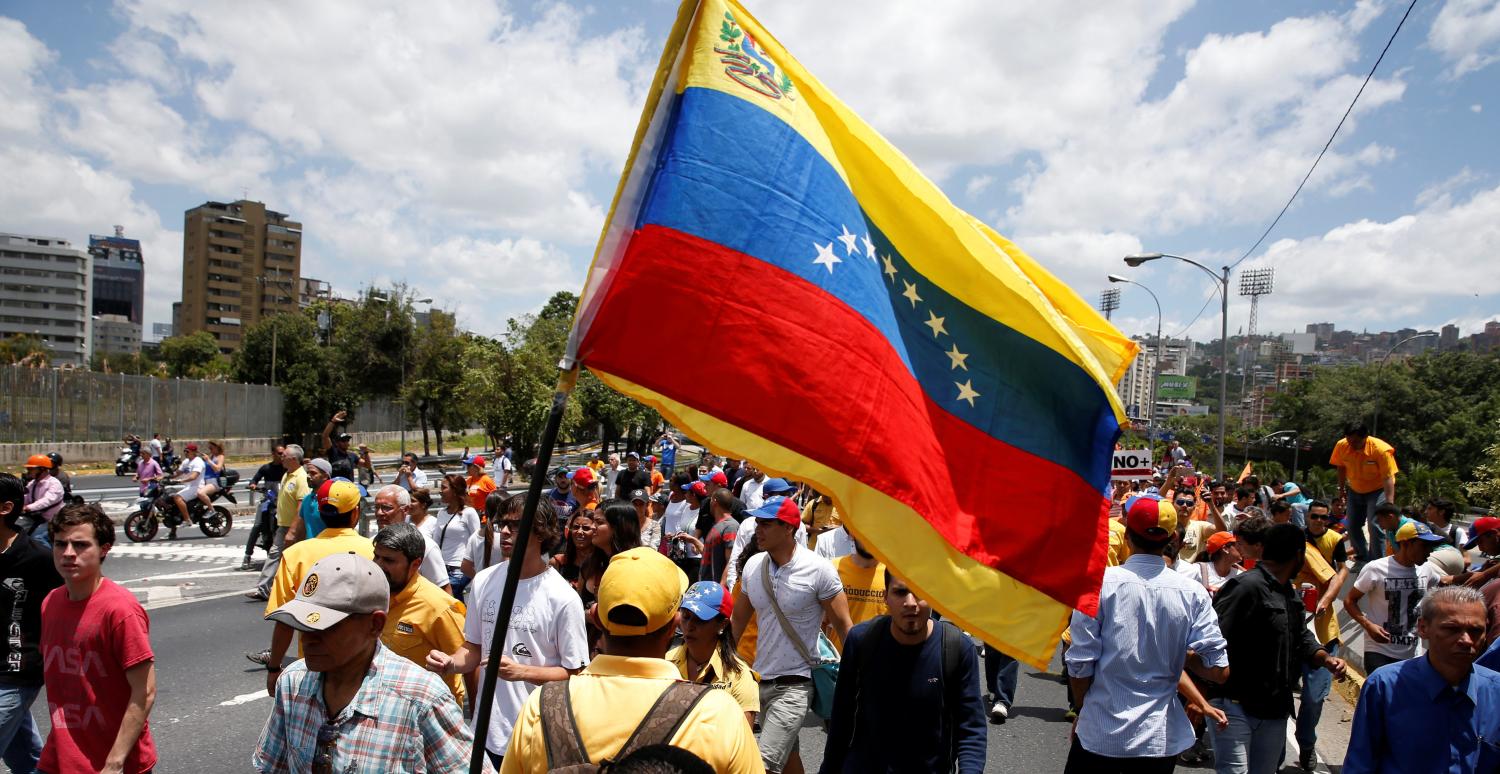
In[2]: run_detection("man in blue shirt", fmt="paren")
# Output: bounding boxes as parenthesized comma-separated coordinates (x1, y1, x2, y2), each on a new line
(1066, 497, 1229, 773)
(1345, 585, 1500, 773)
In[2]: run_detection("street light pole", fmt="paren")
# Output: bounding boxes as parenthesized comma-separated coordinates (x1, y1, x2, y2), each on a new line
(400, 297, 434, 456)
(1372, 331, 1439, 437)
(1124, 253, 1232, 483)
(1107, 274, 1161, 463)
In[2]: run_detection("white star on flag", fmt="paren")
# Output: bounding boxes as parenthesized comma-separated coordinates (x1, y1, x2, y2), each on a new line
(861, 233, 875, 258)
(812, 241, 842, 274)
(924, 311, 947, 338)
(836, 224, 860, 255)
(945, 343, 969, 370)
(881, 254, 898, 282)
(955, 380, 981, 407)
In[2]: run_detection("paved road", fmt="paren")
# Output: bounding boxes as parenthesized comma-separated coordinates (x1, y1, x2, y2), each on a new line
(24, 526, 1357, 772)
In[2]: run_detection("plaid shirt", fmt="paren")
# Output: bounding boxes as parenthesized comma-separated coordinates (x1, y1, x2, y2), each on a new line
(253, 642, 472, 773)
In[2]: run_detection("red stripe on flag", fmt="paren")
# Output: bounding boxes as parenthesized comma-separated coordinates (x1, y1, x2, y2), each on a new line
(578, 225, 1111, 611)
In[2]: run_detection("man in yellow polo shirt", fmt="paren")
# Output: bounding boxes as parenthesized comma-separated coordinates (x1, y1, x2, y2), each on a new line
(372, 521, 466, 705)
(1329, 421, 1398, 562)
(259, 480, 374, 693)
(501, 547, 763, 773)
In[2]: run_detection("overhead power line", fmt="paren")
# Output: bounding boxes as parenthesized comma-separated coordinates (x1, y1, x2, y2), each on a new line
(1228, 0, 1420, 271)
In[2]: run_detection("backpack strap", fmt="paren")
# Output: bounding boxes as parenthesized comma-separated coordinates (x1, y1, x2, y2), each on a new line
(611, 682, 713, 762)
(938, 622, 966, 767)
(540, 681, 590, 769)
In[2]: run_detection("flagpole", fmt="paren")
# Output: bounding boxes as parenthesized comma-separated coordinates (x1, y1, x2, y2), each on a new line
(468, 366, 579, 774)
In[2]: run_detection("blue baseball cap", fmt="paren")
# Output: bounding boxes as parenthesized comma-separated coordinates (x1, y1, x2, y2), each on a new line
(751, 496, 801, 527)
(680, 581, 732, 621)
(761, 478, 795, 495)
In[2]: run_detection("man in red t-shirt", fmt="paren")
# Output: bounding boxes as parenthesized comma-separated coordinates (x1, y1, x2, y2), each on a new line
(40, 504, 156, 774)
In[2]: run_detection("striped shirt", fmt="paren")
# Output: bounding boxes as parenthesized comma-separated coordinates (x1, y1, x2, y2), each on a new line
(253, 642, 471, 774)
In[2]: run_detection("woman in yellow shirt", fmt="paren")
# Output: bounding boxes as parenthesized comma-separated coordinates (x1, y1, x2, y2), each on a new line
(667, 581, 760, 728)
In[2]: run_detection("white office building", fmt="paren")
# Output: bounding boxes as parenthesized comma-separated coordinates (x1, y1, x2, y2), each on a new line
(0, 232, 92, 366)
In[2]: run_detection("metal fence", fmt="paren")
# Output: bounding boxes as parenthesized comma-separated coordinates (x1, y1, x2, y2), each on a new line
(0, 365, 284, 444)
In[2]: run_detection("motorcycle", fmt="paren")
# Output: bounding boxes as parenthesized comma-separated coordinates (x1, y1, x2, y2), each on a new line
(124, 471, 238, 543)
(114, 447, 141, 477)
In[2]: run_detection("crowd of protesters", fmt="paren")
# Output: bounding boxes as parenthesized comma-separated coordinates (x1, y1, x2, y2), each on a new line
(4, 415, 1500, 773)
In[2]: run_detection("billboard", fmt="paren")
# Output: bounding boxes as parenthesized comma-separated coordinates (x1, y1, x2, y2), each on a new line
(1157, 375, 1197, 399)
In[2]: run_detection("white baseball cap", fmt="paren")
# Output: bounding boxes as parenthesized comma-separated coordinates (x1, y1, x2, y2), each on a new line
(265, 553, 389, 632)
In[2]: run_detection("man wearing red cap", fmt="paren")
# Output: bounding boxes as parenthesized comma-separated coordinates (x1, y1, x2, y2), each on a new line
(1065, 497, 1229, 773)
(732, 496, 852, 774)
(1462, 517, 1500, 643)
(570, 467, 600, 512)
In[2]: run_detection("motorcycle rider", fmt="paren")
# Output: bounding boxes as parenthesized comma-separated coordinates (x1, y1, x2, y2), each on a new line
(46, 453, 75, 506)
(134, 446, 164, 499)
(242, 446, 286, 571)
(20, 455, 63, 548)
(169, 442, 206, 539)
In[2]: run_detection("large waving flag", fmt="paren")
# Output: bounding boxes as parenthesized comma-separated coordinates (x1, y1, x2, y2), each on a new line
(565, 0, 1138, 667)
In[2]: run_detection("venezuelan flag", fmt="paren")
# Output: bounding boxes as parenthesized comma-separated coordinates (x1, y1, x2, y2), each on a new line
(565, 0, 1138, 667)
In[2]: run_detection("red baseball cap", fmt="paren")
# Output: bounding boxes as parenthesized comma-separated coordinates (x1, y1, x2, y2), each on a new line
(751, 496, 801, 528)
(572, 467, 595, 487)
(1463, 517, 1500, 550)
(682, 481, 708, 498)
(467, 455, 486, 468)
(709, 471, 728, 486)
(1124, 496, 1178, 540)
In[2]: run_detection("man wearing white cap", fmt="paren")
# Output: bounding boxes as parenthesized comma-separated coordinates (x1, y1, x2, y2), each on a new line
(253, 553, 470, 774)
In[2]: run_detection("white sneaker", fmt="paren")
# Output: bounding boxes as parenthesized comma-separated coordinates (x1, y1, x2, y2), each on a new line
(989, 701, 1009, 722)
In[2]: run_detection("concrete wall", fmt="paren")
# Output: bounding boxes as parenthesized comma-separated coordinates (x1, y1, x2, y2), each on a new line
(0, 428, 484, 466)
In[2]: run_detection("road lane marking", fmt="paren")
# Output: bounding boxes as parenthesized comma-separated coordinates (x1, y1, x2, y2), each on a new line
(219, 691, 270, 707)
(141, 588, 249, 611)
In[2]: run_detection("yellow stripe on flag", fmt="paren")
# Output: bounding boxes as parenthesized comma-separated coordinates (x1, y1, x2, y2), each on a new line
(592, 367, 1072, 669)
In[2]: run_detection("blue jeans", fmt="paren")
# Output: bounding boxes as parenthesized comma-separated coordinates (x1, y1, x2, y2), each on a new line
(447, 568, 470, 600)
(984, 644, 1018, 709)
(0, 683, 42, 774)
(1209, 699, 1286, 774)
(1295, 642, 1336, 753)
(1345, 489, 1385, 561)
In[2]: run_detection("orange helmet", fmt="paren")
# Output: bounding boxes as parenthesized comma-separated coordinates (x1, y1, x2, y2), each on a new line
(24, 454, 52, 469)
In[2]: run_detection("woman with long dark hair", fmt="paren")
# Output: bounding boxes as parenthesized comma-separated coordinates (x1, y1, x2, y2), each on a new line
(667, 581, 759, 727)
(579, 500, 641, 597)
(551, 508, 597, 587)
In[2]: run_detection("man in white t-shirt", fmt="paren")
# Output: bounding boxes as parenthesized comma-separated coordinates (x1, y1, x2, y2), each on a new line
(1345, 520, 1445, 674)
(732, 496, 852, 774)
(813, 524, 854, 561)
(739, 465, 768, 510)
(425, 497, 585, 770)
(170, 442, 207, 536)
(1175, 530, 1242, 596)
(494, 453, 514, 490)
(724, 478, 804, 589)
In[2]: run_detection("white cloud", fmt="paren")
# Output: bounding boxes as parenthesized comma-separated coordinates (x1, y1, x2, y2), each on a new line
(1242, 184, 1500, 333)
(116, 0, 648, 245)
(1428, 0, 1500, 77)
(1004, 7, 1406, 236)
(0, 17, 53, 141)
(1474, 103, 1485, 113)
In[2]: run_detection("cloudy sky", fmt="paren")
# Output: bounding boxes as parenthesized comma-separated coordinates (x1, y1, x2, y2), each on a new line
(3, 0, 1497, 342)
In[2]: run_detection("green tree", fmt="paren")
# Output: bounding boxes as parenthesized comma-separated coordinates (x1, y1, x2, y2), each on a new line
(404, 310, 469, 455)
(1467, 420, 1500, 511)
(0, 333, 51, 366)
(157, 331, 222, 378)
(90, 349, 159, 376)
(578, 370, 661, 456)
(324, 287, 416, 399)
(233, 312, 345, 438)
(1398, 462, 1468, 510)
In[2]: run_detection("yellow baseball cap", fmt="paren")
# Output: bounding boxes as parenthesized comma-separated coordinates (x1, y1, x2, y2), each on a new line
(597, 547, 688, 636)
(317, 480, 362, 514)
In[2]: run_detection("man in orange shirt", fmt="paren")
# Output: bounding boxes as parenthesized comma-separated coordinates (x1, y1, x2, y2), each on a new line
(465, 456, 497, 514)
(1328, 421, 1398, 562)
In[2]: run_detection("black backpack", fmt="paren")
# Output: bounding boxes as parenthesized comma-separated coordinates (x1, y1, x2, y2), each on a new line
(539, 679, 711, 772)
(854, 617, 969, 770)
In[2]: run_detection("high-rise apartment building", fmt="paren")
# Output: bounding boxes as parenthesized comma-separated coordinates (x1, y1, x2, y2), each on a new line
(180, 200, 301, 353)
(0, 232, 92, 366)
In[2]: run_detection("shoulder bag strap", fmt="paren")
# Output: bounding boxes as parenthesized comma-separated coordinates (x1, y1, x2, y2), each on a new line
(540, 681, 590, 768)
(1199, 563, 1211, 588)
(613, 682, 712, 761)
(760, 556, 818, 668)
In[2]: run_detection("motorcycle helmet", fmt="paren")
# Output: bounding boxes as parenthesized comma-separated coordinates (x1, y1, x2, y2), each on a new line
(24, 454, 52, 469)
(47, 452, 63, 469)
